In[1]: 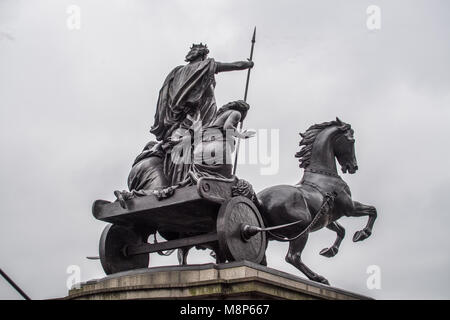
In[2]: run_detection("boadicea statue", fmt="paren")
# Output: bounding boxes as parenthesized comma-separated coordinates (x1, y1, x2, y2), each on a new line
(92, 32, 377, 286)
(113, 41, 255, 202)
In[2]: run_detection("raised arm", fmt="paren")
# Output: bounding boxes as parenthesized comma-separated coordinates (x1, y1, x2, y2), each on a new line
(215, 60, 254, 73)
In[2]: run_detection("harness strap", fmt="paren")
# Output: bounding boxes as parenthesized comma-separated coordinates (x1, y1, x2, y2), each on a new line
(302, 181, 326, 196)
(266, 191, 338, 242)
(304, 167, 340, 178)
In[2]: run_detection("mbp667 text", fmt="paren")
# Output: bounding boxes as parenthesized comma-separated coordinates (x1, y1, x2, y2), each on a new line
(224, 304, 269, 315)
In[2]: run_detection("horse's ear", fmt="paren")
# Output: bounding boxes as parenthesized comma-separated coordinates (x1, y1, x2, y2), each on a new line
(336, 117, 343, 125)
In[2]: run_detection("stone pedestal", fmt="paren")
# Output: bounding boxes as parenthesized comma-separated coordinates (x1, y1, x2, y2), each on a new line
(66, 261, 371, 300)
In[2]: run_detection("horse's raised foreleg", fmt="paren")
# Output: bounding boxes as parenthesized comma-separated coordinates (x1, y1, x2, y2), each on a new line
(320, 221, 345, 258)
(348, 201, 377, 242)
(286, 234, 330, 285)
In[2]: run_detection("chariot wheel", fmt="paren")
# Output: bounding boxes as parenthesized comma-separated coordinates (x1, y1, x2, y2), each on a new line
(217, 196, 266, 264)
(99, 224, 150, 275)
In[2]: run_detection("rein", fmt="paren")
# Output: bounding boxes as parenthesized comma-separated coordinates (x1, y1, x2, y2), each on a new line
(265, 191, 338, 242)
(263, 176, 347, 242)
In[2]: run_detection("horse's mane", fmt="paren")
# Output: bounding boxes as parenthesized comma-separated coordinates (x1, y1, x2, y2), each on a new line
(295, 120, 341, 168)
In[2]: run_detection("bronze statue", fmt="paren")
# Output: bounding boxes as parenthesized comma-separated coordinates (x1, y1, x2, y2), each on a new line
(190, 100, 254, 182)
(93, 33, 378, 287)
(114, 43, 254, 204)
(127, 141, 168, 192)
(114, 100, 255, 206)
(256, 118, 378, 285)
(151, 43, 254, 186)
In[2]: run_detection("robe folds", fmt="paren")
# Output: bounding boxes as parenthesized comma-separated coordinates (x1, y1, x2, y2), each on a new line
(150, 58, 219, 185)
(150, 58, 218, 142)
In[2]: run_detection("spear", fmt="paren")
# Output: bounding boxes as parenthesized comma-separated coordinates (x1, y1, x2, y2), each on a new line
(233, 27, 256, 176)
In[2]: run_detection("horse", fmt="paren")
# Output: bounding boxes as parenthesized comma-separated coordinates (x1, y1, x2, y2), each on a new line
(256, 117, 377, 285)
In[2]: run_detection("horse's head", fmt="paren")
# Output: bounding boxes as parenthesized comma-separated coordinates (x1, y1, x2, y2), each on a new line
(296, 117, 358, 175)
(333, 117, 358, 174)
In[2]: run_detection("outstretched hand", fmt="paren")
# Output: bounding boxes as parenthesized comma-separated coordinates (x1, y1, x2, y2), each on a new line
(238, 129, 256, 139)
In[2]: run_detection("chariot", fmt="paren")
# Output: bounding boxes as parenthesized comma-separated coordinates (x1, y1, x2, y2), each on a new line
(92, 177, 267, 275)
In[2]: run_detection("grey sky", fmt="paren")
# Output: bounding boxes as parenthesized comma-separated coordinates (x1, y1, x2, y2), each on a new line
(1, 0, 449, 299)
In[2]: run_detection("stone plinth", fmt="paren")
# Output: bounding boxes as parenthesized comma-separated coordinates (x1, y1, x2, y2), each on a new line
(65, 261, 371, 300)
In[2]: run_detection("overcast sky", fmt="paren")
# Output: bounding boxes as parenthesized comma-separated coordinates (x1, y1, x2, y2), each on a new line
(1, 0, 449, 299)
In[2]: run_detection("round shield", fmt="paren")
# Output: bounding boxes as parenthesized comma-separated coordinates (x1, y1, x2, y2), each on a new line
(99, 224, 149, 275)
(217, 196, 266, 264)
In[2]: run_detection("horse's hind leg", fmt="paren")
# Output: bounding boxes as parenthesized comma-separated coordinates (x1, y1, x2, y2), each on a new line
(320, 222, 345, 258)
(285, 234, 330, 285)
(348, 201, 377, 242)
(177, 247, 192, 265)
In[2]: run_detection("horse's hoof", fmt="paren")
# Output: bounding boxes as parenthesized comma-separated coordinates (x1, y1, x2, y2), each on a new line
(353, 229, 371, 242)
(320, 246, 338, 258)
(314, 275, 330, 286)
(321, 279, 330, 286)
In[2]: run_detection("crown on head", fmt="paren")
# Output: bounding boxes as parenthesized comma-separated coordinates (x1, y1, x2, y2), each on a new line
(190, 43, 208, 49)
